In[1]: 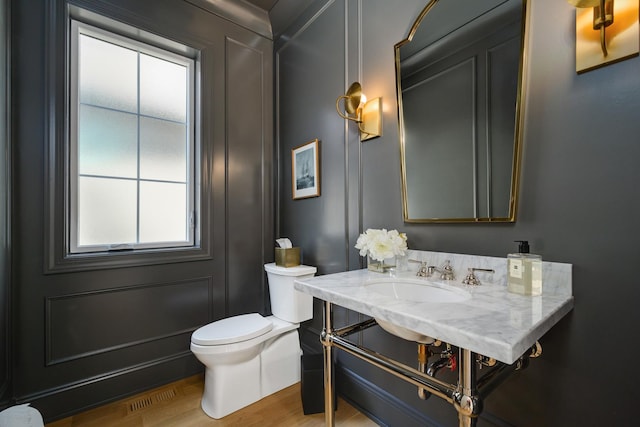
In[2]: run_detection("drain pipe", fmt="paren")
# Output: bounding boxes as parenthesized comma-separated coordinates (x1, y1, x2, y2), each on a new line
(419, 343, 455, 400)
(418, 341, 541, 402)
(417, 344, 431, 400)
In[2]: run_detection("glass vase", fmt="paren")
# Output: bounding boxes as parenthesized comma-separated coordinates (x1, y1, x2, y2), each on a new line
(367, 255, 396, 273)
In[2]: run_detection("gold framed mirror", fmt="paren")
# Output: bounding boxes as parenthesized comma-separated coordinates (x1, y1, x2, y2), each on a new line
(396, 0, 528, 223)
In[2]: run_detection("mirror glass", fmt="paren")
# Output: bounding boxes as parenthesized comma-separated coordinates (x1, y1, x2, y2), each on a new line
(396, 0, 527, 222)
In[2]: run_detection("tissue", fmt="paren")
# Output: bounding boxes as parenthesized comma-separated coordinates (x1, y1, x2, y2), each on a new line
(275, 238, 293, 249)
(275, 238, 300, 267)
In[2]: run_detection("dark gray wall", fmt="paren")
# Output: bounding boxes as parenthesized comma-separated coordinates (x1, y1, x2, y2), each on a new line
(9, 0, 272, 421)
(277, 0, 640, 426)
(0, 0, 10, 408)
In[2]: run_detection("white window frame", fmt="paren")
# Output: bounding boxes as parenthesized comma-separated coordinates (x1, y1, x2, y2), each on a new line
(69, 19, 197, 254)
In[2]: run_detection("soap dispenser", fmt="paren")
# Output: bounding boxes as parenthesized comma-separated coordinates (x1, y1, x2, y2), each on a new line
(507, 240, 542, 296)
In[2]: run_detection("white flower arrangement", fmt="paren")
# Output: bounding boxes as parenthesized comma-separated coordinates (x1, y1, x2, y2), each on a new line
(355, 228, 408, 262)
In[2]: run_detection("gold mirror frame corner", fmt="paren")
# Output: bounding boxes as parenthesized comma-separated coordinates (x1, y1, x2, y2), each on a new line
(396, 0, 530, 224)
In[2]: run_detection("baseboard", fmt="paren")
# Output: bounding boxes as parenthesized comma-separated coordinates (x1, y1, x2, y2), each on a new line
(24, 351, 203, 423)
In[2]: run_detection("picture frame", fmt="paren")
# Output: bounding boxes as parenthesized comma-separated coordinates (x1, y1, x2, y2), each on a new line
(291, 139, 320, 200)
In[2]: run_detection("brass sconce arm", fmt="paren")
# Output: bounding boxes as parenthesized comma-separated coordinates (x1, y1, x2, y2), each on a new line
(335, 81, 363, 122)
(335, 81, 382, 141)
(568, 0, 614, 56)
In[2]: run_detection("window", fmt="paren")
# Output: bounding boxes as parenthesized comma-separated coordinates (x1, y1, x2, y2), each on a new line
(69, 20, 197, 254)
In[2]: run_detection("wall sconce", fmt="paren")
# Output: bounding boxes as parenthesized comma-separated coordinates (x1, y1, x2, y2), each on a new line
(569, 0, 614, 56)
(335, 82, 382, 141)
(568, 0, 639, 73)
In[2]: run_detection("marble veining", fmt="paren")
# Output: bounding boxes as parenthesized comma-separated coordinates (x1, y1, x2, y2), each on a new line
(294, 250, 573, 364)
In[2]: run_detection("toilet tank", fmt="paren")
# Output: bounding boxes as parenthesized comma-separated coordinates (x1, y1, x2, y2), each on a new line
(264, 263, 316, 323)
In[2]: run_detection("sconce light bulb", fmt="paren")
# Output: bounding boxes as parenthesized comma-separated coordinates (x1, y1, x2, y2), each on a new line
(360, 94, 367, 105)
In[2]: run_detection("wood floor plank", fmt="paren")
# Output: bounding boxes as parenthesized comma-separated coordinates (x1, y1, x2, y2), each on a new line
(46, 374, 379, 426)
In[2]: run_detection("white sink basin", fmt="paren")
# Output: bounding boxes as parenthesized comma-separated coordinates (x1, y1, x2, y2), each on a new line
(365, 278, 471, 343)
(365, 278, 471, 303)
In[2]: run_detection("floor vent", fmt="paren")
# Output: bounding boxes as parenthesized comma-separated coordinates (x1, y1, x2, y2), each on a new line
(129, 388, 178, 413)
(129, 396, 153, 412)
(155, 389, 177, 402)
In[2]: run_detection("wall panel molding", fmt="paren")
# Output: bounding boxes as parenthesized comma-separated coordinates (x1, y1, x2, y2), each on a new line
(45, 277, 212, 365)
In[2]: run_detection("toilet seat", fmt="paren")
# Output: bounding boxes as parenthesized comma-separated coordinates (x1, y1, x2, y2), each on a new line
(191, 313, 273, 345)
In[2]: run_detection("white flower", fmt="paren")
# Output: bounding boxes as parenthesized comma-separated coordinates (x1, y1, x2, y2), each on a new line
(355, 228, 408, 262)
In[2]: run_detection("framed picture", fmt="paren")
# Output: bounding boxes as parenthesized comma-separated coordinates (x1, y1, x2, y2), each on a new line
(291, 139, 320, 200)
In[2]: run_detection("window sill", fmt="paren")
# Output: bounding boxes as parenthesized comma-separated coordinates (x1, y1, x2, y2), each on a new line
(45, 244, 211, 274)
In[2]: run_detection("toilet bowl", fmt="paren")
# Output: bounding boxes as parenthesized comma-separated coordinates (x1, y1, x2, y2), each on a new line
(190, 263, 316, 419)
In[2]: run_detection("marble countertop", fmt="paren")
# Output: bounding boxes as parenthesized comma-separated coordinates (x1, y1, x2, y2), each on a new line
(294, 252, 574, 364)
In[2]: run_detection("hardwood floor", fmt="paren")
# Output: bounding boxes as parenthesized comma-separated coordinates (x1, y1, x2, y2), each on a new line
(46, 374, 379, 426)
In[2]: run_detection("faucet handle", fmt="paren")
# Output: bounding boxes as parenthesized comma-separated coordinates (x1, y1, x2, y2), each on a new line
(426, 260, 455, 280)
(440, 260, 455, 280)
(462, 268, 494, 286)
(408, 259, 429, 277)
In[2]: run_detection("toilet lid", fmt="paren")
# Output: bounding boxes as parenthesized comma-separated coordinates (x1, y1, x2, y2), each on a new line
(191, 313, 273, 345)
(264, 263, 317, 276)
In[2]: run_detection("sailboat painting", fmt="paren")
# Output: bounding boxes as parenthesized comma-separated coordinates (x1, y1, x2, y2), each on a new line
(291, 139, 320, 199)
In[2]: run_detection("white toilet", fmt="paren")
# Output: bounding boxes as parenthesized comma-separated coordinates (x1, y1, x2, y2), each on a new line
(190, 262, 316, 419)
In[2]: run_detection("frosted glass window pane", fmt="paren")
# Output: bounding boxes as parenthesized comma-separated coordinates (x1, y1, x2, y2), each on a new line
(78, 177, 137, 246)
(70, 21, 196, 254)
(140, 54, 187, 122)
(139, 117, 187, 182)
(139, 181, 187, 243)
(78, 105, 138, 178)
(79, 34, 137, 113)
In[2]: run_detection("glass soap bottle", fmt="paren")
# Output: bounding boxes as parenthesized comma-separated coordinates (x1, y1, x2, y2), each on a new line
(507, 240, 542, 296)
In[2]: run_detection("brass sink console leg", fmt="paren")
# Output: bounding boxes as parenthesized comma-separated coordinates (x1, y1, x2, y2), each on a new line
(321, 301, 335, 427)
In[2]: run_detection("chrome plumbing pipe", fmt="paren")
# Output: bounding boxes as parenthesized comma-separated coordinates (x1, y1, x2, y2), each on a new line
(334, 319, 442, 401)
(321, 301, 335, 427)
(333, 317, 377, 338)
(328, 333, 458, 404)
(417, 343, 431, 400)
(455, 349, 481, 427)
(321, 300, 543, 427)
(420, 343, 454, 400)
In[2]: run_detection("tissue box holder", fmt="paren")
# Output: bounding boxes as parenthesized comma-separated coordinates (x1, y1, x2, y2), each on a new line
(275, 247, 300, 267)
